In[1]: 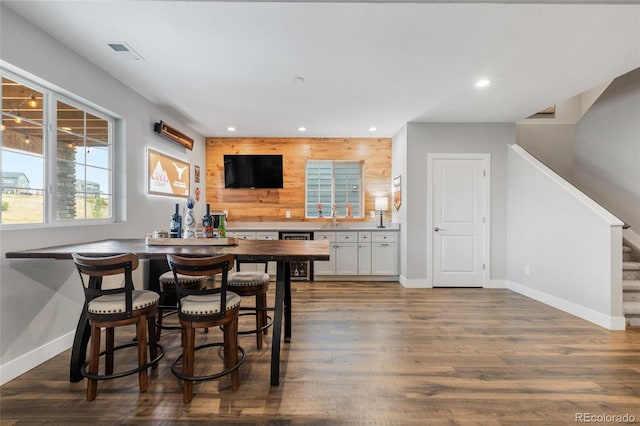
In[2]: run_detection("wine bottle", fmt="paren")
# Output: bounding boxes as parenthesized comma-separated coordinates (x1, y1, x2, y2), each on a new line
(218, 214, 226, 238)
(202, 204, 213, 238)
(169, 203, 182, 238)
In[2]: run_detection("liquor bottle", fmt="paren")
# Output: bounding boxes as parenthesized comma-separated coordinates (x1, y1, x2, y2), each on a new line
(202, 204, 213, 238)
(218, 214, 226, 238)
(169, 203, 182, 238)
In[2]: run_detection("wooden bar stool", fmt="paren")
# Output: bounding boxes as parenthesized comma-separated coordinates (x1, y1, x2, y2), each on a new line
(72, 253, 164, 401)
(156, 271, 207, 338)
(226, 260, 273, 349)
(166, 253, 245, 403)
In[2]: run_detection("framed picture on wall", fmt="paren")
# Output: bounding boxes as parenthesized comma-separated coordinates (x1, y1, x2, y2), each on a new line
(194, 165, 200, 183)
(393, 175, 401, 211)
(147, 148, 190, 197)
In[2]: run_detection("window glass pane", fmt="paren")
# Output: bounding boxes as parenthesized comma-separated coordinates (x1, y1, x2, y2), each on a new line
(87, 113, 108, 143)
(88, 194, 111, 219)
(1, 150, 44, 224)
(57, 130, 84, 161)
(85, 166, 110, 196)
(57, 101, 85, 136)
(86, 141, 109, 169)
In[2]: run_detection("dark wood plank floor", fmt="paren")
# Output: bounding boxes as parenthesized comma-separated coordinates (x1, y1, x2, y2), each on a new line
(2, 282, 640, 425)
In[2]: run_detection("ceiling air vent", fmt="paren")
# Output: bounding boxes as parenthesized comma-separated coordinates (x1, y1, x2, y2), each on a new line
(107, 41, 144, 61)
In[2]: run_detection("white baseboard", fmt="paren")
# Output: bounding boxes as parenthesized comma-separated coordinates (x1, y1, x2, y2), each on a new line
(399, 275, 431, 288)
(485, 279, 507, 288)
(623, 228, 640, 250)
(0, 331, 74, 386)
(507, 280, 626, 330)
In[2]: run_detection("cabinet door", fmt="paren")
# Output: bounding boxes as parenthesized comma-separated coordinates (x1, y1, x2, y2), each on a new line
(256, 232, 278, 277)
(358, 242, 372, 275)
(372, 242, 398, 275)
(314, 243, 336, 275)
(229, 232, 257, 272)
(335, 242, 358, 275)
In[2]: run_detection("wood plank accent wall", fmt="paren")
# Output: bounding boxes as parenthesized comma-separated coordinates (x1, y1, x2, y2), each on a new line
(205, 137, 392, 222)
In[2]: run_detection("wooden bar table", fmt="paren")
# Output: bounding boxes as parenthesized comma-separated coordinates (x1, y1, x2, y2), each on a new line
(5, 238, 330, 386)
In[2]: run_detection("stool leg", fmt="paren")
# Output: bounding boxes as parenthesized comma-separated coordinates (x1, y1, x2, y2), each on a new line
(183, 323, 195, 403)
(136, 317, 149, 393)
(261, 291, 269, 335)
(256, 294, 263, 349)
(105, 327, 115, 375)
(147, 310, 159, 370)
(224, 316, 241, 391)
(87, 323, 101, 401)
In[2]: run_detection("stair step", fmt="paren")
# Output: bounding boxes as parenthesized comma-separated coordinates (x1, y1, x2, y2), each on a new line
(623, 246, 632, 253)
(624, 301, 640, 315)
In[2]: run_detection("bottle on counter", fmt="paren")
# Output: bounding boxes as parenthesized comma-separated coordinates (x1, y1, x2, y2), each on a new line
(218, 214, 226, 238)
(202, 204, 214, 238)
(169, 203, 182, 238)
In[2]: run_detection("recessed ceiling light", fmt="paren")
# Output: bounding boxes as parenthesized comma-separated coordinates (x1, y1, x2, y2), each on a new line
(298, 126, 307, 132)
(475, 79, 491, 88)
(227, 126, 236, 132)
(368, 126, 377, 132)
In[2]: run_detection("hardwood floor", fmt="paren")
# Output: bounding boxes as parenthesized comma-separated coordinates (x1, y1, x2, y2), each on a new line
(2, 282, 640, 425)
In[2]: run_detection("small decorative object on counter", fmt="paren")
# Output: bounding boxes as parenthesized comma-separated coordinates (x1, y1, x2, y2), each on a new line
(183, 196, 197, 239)
(318, 203, 323, 218)
(331, 204, 337, 218)
(218, 214, 226, 237)
(202, 203, 214, 238)
(169, 203, 182, 238)
(346, 203, 353, 218)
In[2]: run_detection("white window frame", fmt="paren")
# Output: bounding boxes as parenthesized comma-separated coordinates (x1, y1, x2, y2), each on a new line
(1, 67, 116, 228)
(305, 160, 364, 219)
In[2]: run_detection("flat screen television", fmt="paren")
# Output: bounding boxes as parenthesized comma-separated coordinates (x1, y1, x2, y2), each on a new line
(224, 154, 284, 189)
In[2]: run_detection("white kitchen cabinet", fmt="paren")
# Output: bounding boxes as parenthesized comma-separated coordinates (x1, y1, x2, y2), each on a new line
(357, 232, 372, 275)
(313, 231, 336, 275)
(371, 232, 398, 275)
(335, 232, 358, 275)
(256, 232, 278, 276)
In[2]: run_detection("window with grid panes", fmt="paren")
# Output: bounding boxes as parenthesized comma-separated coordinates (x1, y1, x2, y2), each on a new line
(305, 160, 363, 218)
(1, 68, 115, 226)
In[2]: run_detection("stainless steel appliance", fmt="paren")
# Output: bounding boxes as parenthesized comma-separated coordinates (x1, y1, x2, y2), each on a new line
(279, 231, 313, 281)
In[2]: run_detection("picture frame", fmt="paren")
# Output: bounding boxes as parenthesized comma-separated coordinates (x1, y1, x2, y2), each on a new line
(393, 175, 401, 211)
(194, 165, 200, 183)
(147, 148, 190, 198)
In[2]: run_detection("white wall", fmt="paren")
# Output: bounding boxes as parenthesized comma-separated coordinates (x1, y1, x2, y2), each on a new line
(0, 6, 208, 384)
(391, 125, 408, 284)
(399, 122, 513, 287)
(573, 67, 640, 232)
(506, 145, 624, 330)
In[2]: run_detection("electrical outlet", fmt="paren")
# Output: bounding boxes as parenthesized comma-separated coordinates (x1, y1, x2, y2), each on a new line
(370, 211, 376, 219)
(285, 211, 291, 218)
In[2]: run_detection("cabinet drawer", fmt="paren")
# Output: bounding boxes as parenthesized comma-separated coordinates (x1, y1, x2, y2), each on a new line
(256, 232, 278, 240)
(336, 231, 357, 242)
(230, 232, 256, 240)
(358, 232, 372, 242)
(314, 231, 336, 242)
(372, 232, 398, 243)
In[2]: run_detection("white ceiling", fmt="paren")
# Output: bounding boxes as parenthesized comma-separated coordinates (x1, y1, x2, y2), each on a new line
(4, 1, 640, 138)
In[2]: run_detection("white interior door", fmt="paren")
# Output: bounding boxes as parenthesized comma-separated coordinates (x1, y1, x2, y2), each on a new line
(430, 155, 487, 287)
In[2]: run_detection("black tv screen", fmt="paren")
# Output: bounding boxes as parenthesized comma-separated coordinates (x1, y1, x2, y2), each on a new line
(224, 154, 284, 189)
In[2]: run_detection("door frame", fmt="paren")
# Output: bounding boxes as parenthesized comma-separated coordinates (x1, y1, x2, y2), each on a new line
(426, 153, 491, 288)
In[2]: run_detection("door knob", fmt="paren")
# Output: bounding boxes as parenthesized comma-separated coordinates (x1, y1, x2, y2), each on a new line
(434, 226, 447, 232)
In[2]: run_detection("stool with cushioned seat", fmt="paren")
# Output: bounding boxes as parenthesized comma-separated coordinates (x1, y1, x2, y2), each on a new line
(72, 252, 164, 401)
(226, 259, 273, 349)
(166, 253, 245, 403)
(156, 271, 207, 338)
